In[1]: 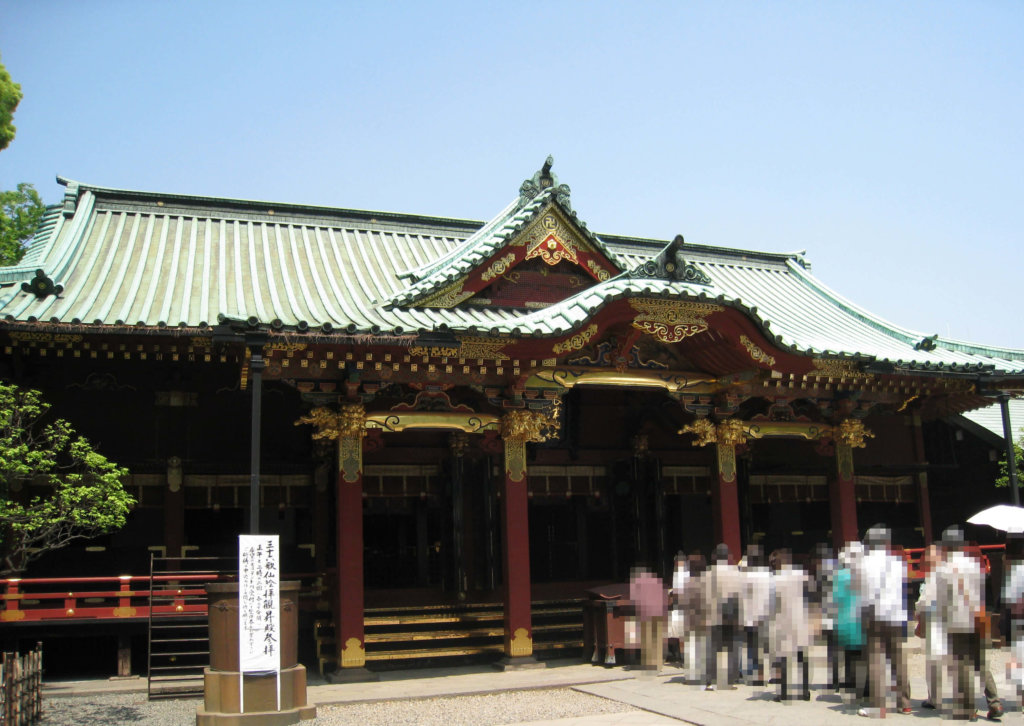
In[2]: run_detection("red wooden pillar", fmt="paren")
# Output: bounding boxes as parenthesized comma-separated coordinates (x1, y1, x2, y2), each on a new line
(501, 435, 533, 659)
(335, 405, 367, 674)
(679, 419, 744, 560)
(497, 408, 557, 667)
(297, 404, 376, 681)
(829, 441, 859, 550)
(713, 440, 742, 560)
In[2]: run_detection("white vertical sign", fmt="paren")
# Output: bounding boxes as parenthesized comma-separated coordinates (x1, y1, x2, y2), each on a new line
(239, 535, 281, 674)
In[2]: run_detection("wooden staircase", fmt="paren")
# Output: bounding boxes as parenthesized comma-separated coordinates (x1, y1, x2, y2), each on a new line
(146, 556, 233, 699)
(315, 598, 583, 674)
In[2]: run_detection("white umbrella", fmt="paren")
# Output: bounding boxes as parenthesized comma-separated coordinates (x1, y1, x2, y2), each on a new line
(966, 504, 1024, 534)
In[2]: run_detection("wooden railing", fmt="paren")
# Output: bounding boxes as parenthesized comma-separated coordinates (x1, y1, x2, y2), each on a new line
(1, 573, 327, 624)
(0, 643, 42, 726)
(903, 543, 1005, 579)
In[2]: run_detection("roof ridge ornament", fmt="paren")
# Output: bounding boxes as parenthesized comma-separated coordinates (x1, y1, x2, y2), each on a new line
(518, 156, 572, 211)
(22, 269, 63, 299)
(59, 179, 80, 219)
(631, 235, 713, 286)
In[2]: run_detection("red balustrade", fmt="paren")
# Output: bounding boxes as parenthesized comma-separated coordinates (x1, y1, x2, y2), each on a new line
(1, 573, 328, 624)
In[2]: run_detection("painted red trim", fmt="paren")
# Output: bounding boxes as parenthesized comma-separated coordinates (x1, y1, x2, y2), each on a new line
(336, 468, 365, 661)
(501, 467, 533, 651)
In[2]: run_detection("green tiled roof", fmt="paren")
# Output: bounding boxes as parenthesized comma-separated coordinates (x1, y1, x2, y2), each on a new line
(1, 173, 1022, 378)
(385, 187, 629, 308)
(961, 398, 1024, 441)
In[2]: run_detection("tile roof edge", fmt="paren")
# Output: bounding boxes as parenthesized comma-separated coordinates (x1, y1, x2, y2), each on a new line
(397, 196, 529, 283)
(787, 260, 1024, 364)
(784, 259, 930, 345)
(54, 176, 485, 232)
(598, 233, 806, 265)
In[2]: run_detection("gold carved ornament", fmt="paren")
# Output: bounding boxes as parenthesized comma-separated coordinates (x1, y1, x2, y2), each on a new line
(409, 345, 460, 358)
(835, 418, 874, 449)
(678, 417, 718, 446)
(552, 324, 598, 355)
(480, 252, 517, 282)
(527, 233, 578, 266)
(678, 418, 747, 483)
(739, 335, 775, 367)
(507, 627, 533, 657)
(9, 332, 83, 344)
(586, 258, 612, 281)
(716, 418, 748, 446)
(811, 358, 871, 378)
(630, 299, 724, 344)
(831, 418, 873, 480)
(715, 420, 747, 484)
(340, 637, 365, 668)
(677, 418, 748, 447)
(295, 407, 343, 440)
(337, 403, 367, 482)
(295, 403, 367, 483)
(418, 279, 474, 308)
(457, 337, 510, 361)
(264, 341, 307, 355)
(522, 214, 580, 267)
(500, 403, 561, 483)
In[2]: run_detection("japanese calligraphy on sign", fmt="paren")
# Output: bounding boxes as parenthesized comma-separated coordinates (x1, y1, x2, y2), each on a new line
(239, 534, 280, 674)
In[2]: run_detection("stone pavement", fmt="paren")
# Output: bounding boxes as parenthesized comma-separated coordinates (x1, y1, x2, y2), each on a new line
(42, 638, 1024, 725)
(569, 641, 1021, 725)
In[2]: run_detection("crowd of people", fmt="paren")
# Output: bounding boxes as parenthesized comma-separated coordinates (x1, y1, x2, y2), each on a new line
(626, 523, 1024, 720)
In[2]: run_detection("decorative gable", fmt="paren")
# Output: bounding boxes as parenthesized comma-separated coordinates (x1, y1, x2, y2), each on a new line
(386, 158, 626, 310)
(514, 204, 616, 282)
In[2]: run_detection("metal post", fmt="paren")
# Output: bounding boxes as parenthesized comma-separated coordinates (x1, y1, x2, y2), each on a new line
(248, 339, 266, 534)
(999, 393, 1020, 506)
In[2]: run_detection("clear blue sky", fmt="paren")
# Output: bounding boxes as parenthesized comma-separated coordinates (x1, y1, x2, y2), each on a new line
(2, 2, 1022, 348)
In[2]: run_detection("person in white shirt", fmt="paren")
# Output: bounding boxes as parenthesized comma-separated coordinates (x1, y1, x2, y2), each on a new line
(858, 524, 911, 718)
(914, 544, 946, 710)
(768, 548, 811, 701)
(936, 525, 1001, 721)
(668, 552, 688, 666)
(702, 543, 742, 690)
(740, 543, 772, 685)
(1004, 535, 1024, 709)
(811, 543, 840, 690)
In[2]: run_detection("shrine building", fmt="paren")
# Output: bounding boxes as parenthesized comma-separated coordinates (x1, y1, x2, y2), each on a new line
(0, 159, 1021, 677)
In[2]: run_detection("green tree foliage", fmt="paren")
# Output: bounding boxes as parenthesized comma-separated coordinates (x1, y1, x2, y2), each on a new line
(0, 53, 22, 152)
(0, 183, 45, 266)
(0, 55, 45, 266)
(0, 382, 133, 576)
(996, 427, 1024, 490)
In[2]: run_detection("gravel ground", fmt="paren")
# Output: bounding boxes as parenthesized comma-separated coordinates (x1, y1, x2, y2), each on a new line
(39, 688, 630, 726)
(41, 693, 202, 726)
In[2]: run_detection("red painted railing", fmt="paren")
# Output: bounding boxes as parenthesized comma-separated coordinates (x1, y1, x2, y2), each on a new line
(903, 543, 1005, 579)
(1, 573, 327, 624)
(0, 575, 218, 623)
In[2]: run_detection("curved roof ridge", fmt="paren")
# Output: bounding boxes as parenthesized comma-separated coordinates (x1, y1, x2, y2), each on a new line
(927, 336, 1024, 362)
(784, 259, 1024, 362)
(784, 258, 930, 346)
(397, 194, 541, 283)
(478, 275, 732, 336)
(54, 176, 484, 231)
